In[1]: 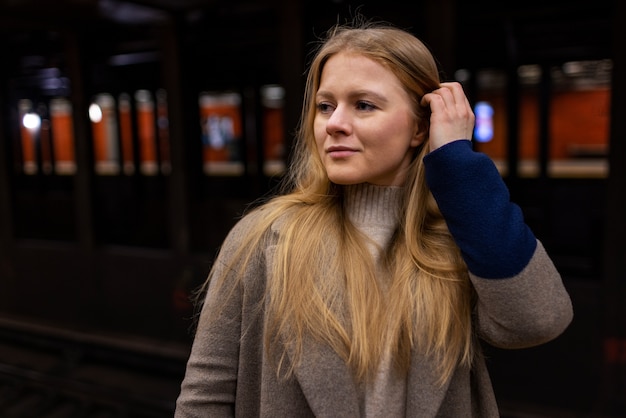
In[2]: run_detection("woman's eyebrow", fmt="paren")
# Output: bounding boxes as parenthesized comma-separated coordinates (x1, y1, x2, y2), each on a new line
(316, 89, 388, 103)
(315, 90, 333, 100)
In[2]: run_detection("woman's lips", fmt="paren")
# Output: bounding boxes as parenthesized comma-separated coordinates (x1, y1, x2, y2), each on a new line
(326, 146, 357, 158)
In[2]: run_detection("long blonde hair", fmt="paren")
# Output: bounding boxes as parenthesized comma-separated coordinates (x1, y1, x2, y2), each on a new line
(198, 19, 474, 385)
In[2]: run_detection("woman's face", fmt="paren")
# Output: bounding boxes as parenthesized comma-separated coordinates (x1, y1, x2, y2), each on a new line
(314, 52, 423, 186)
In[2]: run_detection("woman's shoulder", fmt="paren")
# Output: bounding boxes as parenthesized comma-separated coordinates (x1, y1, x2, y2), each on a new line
(223, 202, 293, 245)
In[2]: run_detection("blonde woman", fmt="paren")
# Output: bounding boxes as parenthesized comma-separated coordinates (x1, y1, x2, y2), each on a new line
(175, 19, 573, 417)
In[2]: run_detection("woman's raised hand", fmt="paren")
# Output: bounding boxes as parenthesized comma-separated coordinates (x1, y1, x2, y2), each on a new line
(420, 82, 475, 152)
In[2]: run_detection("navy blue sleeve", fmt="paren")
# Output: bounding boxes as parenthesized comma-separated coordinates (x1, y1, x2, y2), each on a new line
(423, 140, 537, 279)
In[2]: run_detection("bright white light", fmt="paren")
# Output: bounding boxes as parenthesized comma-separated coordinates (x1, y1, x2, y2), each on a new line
(89, 103, 103, 123)
(22, 112, 41, 130)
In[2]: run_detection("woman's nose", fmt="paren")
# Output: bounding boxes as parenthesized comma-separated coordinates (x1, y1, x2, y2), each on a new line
(326, 105, 351, 136)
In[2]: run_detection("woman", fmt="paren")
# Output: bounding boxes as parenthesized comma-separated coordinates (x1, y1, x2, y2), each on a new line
(175, 19, 573, 417)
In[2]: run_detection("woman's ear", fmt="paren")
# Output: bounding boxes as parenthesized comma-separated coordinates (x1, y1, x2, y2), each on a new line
(411, 116, 429, 147)
(411, 129, 427, 147)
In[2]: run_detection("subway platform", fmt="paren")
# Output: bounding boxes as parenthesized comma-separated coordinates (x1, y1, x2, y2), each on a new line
(0, 315, 623, 417)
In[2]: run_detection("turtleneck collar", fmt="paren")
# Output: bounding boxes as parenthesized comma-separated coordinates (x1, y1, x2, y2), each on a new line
(343, 183, 403, 229)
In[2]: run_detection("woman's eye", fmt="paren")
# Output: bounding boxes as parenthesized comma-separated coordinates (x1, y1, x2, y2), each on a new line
(356, 101, 376, 111)
(317, 102, 334, 113)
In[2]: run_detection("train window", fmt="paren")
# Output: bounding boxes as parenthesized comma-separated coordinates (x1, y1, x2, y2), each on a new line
(547, 60, 611, 178)
(467, 60, 611, 179)
(13, 97, 76, 241)
(90, 89, 171, 248)
(17, 96, 77, 177)
(198, 91, 245, 176)
(189, 84, 287, 253)
(466, 68, 511, 175)
(6, 27, 78, 242)
(88, 89, 171, 178)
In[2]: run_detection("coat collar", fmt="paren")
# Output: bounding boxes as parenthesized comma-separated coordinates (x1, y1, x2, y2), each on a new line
(292, 337, 360, 417)
(292, 337, 453, 417)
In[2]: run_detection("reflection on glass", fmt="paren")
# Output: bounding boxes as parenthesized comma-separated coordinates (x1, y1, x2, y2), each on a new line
(199, 91, 244, 176)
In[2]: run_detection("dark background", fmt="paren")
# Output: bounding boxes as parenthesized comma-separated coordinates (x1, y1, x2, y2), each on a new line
(0, 0, 624, 416)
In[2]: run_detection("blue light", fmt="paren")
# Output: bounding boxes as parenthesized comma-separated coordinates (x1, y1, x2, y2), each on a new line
(474, 101, 494, 143)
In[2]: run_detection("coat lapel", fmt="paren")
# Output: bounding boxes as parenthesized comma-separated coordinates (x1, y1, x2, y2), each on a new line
(292, 336, 361, 418)
(405, 351, 453, 417)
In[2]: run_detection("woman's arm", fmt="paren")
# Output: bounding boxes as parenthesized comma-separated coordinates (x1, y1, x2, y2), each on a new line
(423, 140, 573, 347)
(470, 241, 574, 348)
(424, 139, 537, 279)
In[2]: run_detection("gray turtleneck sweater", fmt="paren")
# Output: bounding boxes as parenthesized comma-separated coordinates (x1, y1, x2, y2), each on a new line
(344, 184, 407, 417)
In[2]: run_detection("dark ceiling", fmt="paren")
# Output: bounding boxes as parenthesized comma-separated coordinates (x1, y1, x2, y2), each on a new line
(0, 0, 614, 60)
(0, 0, 616, 93)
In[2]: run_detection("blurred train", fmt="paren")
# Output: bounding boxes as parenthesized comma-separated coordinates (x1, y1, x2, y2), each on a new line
(0, 0, 623, 416)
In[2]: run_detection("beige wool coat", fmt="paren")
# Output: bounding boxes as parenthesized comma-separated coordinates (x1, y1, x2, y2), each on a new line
(175, 208, 573, 417)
